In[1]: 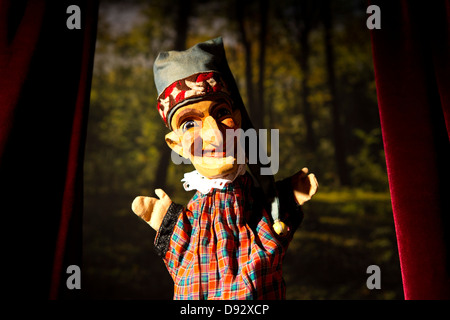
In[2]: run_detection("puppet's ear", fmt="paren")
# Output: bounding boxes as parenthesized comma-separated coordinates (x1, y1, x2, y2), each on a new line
(165, 131, 185, 158)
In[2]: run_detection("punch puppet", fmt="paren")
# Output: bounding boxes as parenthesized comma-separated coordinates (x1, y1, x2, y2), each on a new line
(131, 38, 318, 299)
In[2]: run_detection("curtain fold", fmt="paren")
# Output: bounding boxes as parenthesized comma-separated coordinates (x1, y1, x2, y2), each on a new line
(370, 0, 450, 299)
(0, 0, 98, 299)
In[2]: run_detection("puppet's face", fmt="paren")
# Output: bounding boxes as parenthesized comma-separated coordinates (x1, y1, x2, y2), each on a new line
(165, 98, 242, 179)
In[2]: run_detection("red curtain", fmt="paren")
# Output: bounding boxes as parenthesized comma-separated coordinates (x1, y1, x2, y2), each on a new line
(370, 0, 450, 299)
(0, 0, 98, 299)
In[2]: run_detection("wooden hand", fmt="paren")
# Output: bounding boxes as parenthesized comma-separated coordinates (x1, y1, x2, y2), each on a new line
(131, 189, 172, 231)
(291, 167, 319, 205)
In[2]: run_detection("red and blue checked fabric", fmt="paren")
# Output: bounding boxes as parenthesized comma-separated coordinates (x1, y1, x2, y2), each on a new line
(155, 173, 302, 300)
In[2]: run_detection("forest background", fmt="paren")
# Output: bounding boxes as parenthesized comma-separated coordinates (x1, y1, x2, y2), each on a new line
(82, 0, 404, 299)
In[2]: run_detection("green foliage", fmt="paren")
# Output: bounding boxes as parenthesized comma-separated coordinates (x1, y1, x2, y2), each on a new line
(85, 2, 172, 197)
(83, 0, 399, 300)
(284, 190, 402, 300)
(85, 61, 161, 196)
(348, 128, 389, 191)
(87, 0, 389, 193)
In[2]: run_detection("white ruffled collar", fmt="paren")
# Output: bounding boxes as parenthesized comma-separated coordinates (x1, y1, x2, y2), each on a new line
(181, 164, 246, 194)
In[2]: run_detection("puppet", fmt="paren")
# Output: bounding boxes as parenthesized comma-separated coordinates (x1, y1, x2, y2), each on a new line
(131, 37, 318, 299)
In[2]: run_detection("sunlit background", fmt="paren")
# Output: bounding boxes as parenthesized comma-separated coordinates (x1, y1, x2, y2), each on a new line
(82, 0, 403, 299)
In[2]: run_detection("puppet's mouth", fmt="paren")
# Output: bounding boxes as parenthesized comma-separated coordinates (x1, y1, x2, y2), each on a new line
(202, 149, 227, 158)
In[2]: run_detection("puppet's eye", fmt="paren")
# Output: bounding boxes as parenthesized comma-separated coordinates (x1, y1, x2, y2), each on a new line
(181, 120, 198, 132)
(215, 107, 231, 119)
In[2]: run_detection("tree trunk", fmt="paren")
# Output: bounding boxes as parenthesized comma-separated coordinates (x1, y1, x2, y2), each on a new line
(173, 0, 190, 51)
(322, 0, 351, 186)
(154, 0, 190, 189)
(236, 0, 257, 127)
(257, 0, 268, 130)
(298, 1, 316, 153)
(276, 1, 318, 153)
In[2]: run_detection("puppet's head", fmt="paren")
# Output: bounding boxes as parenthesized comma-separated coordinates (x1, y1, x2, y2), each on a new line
(154, 37, 251, 179)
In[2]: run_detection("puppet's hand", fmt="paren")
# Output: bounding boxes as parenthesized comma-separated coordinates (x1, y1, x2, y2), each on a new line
(292, 167, 318, 205)
(131, 189, 172, 231)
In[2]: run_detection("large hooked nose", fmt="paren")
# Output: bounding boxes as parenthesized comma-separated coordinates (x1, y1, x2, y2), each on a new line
(201, 116, 223, 147)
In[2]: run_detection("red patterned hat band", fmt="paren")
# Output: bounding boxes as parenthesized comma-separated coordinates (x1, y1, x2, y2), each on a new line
(157, 72, 231, 129)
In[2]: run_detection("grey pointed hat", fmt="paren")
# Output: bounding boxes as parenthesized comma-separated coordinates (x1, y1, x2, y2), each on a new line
(153, 37, 251, 130)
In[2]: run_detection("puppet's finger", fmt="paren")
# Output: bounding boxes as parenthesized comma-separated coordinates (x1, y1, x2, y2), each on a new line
(131, 196, 158, 222)
(155, 189, 172, 205)
(151, 190, 173, 231)
(155, 188, 166, 199)
(293, 168, 309, 187)
(308, 174, 319, 196)
(299, 167, 309, 178)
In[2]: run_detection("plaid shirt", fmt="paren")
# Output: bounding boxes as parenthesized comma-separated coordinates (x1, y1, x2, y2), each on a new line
(154, 173, 303, 300)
